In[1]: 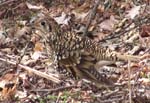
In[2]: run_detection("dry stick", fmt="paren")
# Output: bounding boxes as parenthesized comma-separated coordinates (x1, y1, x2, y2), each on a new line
(30, 85, 77, 92)
(128, 60, 132, 103)
(99, 97, 124, 103)
(16, 41, 31, 67)
(101, 89, 119, 99)
(0, 57, 61, 84)
(83, 0, 101, 36)
(56, 93, 61, 103)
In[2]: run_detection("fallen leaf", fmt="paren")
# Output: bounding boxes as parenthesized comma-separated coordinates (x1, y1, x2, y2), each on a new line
(0, 73, 19, 100)
(31, 51, 42, 60)
(139, 78, 150, 85)
(125, 5, 141, 19)
(15, 91, 27, 99)
(34, 42, 43, 52)
(140, 25, 150, 37)
(54, 12, 71, 25)
(99, 15, 118, 31)
(26, 2, 43, 10)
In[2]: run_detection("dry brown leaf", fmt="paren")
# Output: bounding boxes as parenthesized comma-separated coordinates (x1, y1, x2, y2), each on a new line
(125, 5, 141, 19)
(32, 42, 44, 60)
(15, 26, 31, 39)
(139, 78, 150, 86)
(54, 12, 71, 25)
(0, 73, 19, 100)
(26, 2, 44, 10)
(140, 25, 150, 37)
(34, 42, 43, 52)
(99, 15, 118, 31)
(72, 2, 90, 22)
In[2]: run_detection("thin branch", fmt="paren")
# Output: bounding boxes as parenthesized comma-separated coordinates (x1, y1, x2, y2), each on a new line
(16, 41, 31, 67)
(83, 0, 101, 36)
(30, 85, 78, 92)
(0, 57, 61, 84)
(128, 60, 132, 103)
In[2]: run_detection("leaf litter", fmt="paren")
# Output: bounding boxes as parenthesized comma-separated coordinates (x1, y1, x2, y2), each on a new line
(0, 0, 149, 102)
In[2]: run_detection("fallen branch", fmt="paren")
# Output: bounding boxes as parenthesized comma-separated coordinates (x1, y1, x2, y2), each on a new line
(0, 57, 61, 84)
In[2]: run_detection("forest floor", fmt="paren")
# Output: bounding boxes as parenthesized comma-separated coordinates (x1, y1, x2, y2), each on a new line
(0, 0, 150, 103)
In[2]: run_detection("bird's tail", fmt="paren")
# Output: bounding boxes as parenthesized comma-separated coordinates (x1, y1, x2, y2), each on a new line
(116, 53, 141, 62)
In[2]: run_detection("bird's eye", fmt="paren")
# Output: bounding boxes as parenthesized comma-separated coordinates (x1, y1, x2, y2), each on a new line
(41, 21, 46, 26)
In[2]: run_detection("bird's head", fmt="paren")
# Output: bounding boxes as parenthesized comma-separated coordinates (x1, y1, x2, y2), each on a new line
(29, 13, 60, 41)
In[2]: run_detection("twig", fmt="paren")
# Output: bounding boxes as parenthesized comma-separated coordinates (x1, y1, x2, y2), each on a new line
(56, 92, 62, 103)
(99, 97, 123, 103)
(30, 85, 78, 92)
(83, 0, 101, 36)
(0, 57, 61, 84)
(128, 60, 132, 103)
(16, 41, 31, 67)
(102, 89, 119, 98)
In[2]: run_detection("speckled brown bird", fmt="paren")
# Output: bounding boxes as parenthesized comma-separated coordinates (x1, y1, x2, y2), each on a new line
(30, 14, 140, 88)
